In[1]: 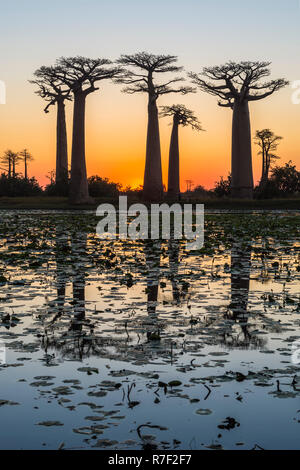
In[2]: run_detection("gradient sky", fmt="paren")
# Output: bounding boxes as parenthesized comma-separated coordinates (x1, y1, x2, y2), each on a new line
(0, 0, 299, 189)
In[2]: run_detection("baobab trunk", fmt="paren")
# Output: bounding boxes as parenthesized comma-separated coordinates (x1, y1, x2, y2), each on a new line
(231, 100, 254, 199)
(24, 156, 27, 180)
(56, 100, 68, 186)
(69, 92, 91, 204)
(143, 95, 163, 201)
(265, 160, 271, 181)
(259, 147, 265, 186)
(167, 116, 180, 200)
(259, 145, 268, 188)
(265, 151, 272, 182)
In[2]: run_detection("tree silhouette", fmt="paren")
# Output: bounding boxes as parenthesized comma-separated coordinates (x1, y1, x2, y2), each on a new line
(31, 67, 71, 188)
(222, 243, 266, 350)
(190, 61, 288, 199)
(271, 161, 300, 194)
(144, 241, 161, 318)
(254, 129, 282, 187)
(160, 105, 203, 200)
(1, 150, 13, 178)
(19, 149, 34, 180)
(117, 52, 194, 201)
(1, 150, 20, 178)
(53, 56, 122, 204)
(46, 169, 56, 185)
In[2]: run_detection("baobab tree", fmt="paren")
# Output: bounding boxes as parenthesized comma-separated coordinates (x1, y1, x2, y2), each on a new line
(190, 61, 288, 199)
(160, 105, 203, 200)
(53, 56, 122, 204)
(19, 149, 34, 180)
(1, 150, 13, 178)
(117, 52, 194, 201)
(1, 150, 20, 178)
(11, 151, 20, 178)
(46, 170, 56, 185)
(31, 67, 71, 188)
(254, 129, 282, 187)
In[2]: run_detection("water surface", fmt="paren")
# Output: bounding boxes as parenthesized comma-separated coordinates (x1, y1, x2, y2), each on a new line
(0, 210, 299, 450)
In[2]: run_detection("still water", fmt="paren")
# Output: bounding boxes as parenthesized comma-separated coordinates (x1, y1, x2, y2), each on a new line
(0, 210, 299, 450)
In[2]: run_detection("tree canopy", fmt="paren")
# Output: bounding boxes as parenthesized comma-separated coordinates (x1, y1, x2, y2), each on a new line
(255, 129, 282, 158)
(116, 52, 195, 97)
(53, 56, 122, 94)
(189, 61, 288, 108)
(31, 66, 72, 113)
(160, 104, 203, 131)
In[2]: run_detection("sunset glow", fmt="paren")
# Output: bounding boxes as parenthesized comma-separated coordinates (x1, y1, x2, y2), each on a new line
(0, 0, 299, 190)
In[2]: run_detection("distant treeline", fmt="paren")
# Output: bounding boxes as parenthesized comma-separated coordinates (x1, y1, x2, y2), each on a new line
(1, 160, 299, 199)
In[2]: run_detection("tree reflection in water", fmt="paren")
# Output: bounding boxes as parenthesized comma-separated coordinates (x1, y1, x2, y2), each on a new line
(144, 241, 161, 318)
(222, 243, 266, 349)
(39, 234, 269, 361)
(41, 230, 98, 360)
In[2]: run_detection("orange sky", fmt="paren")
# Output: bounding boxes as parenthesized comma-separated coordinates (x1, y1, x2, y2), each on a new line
(0, 0, 299, 191)
(1, 80, 298, 191)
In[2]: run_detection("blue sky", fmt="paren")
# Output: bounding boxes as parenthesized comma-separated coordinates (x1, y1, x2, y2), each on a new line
(1, 0, 299, 75)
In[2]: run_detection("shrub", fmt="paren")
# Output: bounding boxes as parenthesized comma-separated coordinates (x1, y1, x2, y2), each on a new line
(44, 181, 69, 197)
(213, 174, 231, 197)
(270, 161, 300, 195)
(88, 176, 121, 198)
(254, 162, 300, 199)
(0, 174, 42, 197)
